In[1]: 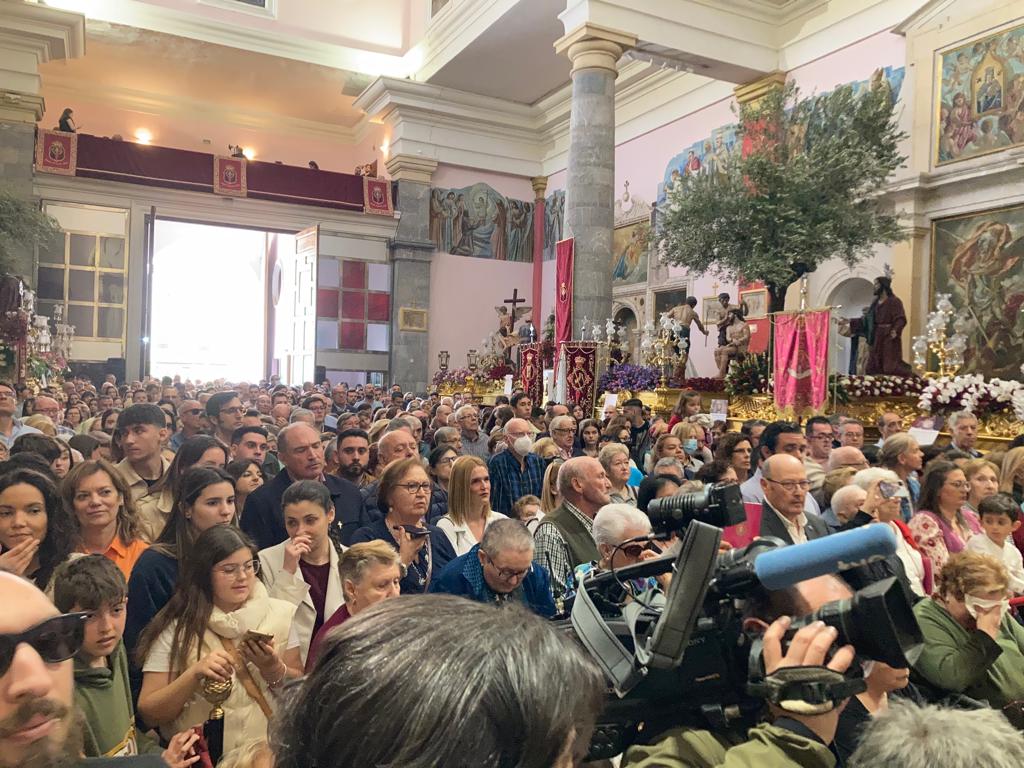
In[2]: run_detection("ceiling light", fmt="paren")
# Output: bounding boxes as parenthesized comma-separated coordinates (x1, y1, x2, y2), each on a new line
(134, 128, 152, 145)
(242, 147, 255, 160)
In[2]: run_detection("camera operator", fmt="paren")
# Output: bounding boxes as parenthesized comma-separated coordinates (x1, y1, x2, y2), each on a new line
(623, 574, 857, 768)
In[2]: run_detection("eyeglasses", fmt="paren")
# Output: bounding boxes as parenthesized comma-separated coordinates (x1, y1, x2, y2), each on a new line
(765, 478, 811, 492)
(397, 482, 432, 495)
(482, 551, 533, 581)
(215, 559, 260, 578)
(551, 428, 574, 435)
(945, 481, 969, 490)
(184, 408, 203, 415)
(0, 613, 88, 675)
(437, 455, 458, 465)
(0, 391, 14, 400)
(619, 543, 648, 558)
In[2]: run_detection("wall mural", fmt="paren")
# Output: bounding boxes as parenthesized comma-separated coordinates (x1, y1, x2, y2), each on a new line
(543, 189, 565, 261)
(937, 22, 1024, 165)
(932, 202, 1024, 379)
(429, 183, 534, 262)
(656, 66, 906, 205)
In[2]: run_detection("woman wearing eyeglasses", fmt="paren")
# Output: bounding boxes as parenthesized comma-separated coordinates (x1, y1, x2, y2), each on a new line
(436, 455, 508, 556)
(351, 457, 456, 594)
(427, 446, 457, 523)
(909, 460, 982, 577)
(136, 525, 299, 753)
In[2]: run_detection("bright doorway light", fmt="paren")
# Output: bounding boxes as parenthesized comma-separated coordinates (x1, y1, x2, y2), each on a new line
(150, 220, 269, 383)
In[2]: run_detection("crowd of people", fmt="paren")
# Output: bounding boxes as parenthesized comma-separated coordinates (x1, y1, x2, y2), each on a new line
(3, 374, 1024, 767)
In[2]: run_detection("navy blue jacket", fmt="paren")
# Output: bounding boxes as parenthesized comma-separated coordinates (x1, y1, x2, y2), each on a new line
(124, 548, 178, 701)
(351, 516, 455, 594)
(242, 469, 372, 549)
(430, 544, 556, 617)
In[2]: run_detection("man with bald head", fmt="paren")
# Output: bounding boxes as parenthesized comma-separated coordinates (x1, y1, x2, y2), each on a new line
(0, 573, 165, 767)
(827, 446, 869, 473)
(242, 422, 369, 548)
(33, 396, 73, 439)
(759, 454, 829, 545)
(487, 418, 545, 516)
(533, 456, 612, 597)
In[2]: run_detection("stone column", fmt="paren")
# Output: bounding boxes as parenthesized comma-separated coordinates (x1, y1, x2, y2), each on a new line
(530, 175, 547, 332)
(385, 153, 438, 392)
(554, 25, 637, 338)
(0, 3, 84, 283)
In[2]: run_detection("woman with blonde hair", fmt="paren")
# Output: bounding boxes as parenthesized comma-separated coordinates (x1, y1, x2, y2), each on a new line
(668, 421, 704, 476)
(23, 413, 57, 437)
(998, 447, 1024, 505)
(366, 419, 390, 445)
(531, 437, 560, 462)
(541, 459, 564, 513)
(913, 551, 1024, 708)
(964, 458, 1000, 514)
(436, 455, 507, 555)
(599, 442, 635, 507)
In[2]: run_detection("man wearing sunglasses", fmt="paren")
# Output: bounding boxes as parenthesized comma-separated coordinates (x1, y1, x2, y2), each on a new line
(0, 572, 164, 767)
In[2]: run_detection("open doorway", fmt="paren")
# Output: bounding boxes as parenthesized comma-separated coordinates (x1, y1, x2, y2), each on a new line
(149, 220, 295, 382)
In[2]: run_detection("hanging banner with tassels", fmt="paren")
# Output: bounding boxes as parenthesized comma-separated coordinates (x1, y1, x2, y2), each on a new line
(518, 342, 544, 406)
(773, 309, 830, 418)
(561, 340, 599, 414)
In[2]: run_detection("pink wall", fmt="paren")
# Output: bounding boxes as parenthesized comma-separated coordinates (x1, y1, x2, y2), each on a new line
(428, 251, 533, 379)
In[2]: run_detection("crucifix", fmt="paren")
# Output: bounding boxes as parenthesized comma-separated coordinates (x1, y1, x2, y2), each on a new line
(504, 288, 526, 314)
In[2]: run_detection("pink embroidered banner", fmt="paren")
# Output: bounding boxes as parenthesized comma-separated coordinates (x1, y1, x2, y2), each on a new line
(363, 176, 394, 216)
(35, 130, 77, 176)
(773, 309, 830, 418)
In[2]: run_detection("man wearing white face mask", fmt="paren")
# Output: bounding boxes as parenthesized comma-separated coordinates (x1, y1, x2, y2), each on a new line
(487, 418, 545, 516)
(912, 551, 1024, 709)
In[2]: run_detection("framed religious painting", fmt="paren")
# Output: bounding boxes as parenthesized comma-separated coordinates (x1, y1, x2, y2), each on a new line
(702, 297, 725, 326)
(654, 287, 689, 318)
(931, 202, 1024, 379)
(934, 21, 1024, 165)
(740, 288, 768, 319)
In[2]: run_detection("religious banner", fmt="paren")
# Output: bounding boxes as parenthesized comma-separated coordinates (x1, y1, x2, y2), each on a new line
(554, 238, 574, 369)
(518, 342, 544, 407)
(34, 129, 77, 176)
(561, 341, 599, 413)
(213, 155, 247, 197)
(773, 309, 830, 417)
(363, 176, 394, 216)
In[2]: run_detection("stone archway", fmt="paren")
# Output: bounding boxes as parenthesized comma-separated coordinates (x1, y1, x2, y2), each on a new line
(829, 277, 875, 375)
(613, 305, 638, 363)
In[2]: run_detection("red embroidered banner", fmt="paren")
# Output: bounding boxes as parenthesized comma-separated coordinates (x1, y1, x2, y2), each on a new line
(519, 342, 544, 406)
(213, 156, 247, 197)
(554, 238, 574, 369)
(35, 130, 77, 176)
(561, 341, 599, 414)
(363, 176, 394, 216)
(773, 309, 831, 418)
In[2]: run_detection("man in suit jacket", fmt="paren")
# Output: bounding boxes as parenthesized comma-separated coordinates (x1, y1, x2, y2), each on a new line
(758, 453, 829, 545)
(243, 423, 371, 549)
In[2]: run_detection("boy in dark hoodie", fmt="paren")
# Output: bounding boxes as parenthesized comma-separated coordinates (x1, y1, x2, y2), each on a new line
(53, 555, 196, 762)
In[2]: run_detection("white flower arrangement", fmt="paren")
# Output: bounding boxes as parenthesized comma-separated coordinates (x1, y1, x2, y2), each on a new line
(919, 375, 1024, 420)
(831, 374, 923, 400)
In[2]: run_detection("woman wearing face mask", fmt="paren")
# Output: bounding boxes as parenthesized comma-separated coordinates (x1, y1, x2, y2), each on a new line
(667, 423, 704, 478)
(912, 551, 1024, 710)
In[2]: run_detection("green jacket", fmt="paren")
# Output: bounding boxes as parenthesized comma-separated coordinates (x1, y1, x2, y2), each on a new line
(912, 596, 1024, 708)
(622, 722, 836, 768)
(74, 642, 157, 757)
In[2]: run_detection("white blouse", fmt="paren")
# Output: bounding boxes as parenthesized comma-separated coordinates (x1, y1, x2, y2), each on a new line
(435, 510, 509, 556)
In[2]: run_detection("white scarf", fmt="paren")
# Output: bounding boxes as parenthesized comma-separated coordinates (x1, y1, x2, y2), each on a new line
(207, 579, 271, 639)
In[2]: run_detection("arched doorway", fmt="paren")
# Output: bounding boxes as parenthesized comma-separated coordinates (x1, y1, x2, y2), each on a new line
(829, 278, 875, 375)
(613, 306, 638, 363)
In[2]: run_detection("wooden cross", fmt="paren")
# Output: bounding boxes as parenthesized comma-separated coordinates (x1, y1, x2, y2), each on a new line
(504, 288, 526, 314)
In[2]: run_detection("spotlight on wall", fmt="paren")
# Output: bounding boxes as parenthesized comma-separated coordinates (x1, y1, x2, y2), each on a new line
(134, 128, 152, 144)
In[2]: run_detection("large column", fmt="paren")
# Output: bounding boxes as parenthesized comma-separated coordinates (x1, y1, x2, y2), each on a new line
(530, 175, 547, 332)
(0, 3, 84, 283)
(554, 25, 637, 338)
(385, 153, 438, 392)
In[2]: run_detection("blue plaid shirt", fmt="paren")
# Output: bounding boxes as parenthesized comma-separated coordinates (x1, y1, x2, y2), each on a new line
(488, 450, 545, 516)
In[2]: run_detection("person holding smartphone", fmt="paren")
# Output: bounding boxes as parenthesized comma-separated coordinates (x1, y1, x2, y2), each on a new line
(351, 458, 455, 594)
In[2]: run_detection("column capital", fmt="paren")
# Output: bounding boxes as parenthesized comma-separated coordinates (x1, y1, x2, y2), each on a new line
(0, 90, 44, 123)
(733, 71, 787, 106)
(384, 154, 438, 184)
(554, 24, 637, 75)
(530, 176, 548, 200)
(0, 3, 84, 97)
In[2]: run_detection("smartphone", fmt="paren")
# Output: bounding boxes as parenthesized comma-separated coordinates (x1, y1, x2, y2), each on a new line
(878, 481, 901, 499)
(401, 525, 431, 538)
(242, 630, 274, 645)
(324, 413, 338, 430)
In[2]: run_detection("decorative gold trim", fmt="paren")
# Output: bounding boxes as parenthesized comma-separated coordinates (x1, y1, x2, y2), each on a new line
(398, 307, 428, 332)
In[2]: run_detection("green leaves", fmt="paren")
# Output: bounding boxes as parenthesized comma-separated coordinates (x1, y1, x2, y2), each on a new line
(660, 77, 907, 307)
(0, 187, 61, 277)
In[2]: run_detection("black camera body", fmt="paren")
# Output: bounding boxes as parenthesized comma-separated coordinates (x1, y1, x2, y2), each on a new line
(568, 484, 922, 759)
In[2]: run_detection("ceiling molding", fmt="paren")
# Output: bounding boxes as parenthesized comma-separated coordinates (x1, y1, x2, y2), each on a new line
(0, 2, 86, 61)
(42, 73, 359, 143)
(412, 0, 521, 82)
(44, 0, 413, 76)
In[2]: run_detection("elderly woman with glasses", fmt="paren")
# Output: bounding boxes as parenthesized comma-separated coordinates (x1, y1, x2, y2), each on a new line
(351, 457, 456, 594)
(909, 460, 982, 577)
(431, 518, 555, 616)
